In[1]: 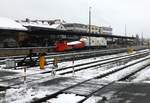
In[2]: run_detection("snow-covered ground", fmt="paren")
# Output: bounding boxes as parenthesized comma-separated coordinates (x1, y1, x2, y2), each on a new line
(0, 49, 150, 103)
(47, 93, 85, 103)
(100, 55, 150, 82)
(0, 52, 128, 76)
(130, 66, 150, 82)
(0, 49, 148, 76)
(47, 51, 150, 103)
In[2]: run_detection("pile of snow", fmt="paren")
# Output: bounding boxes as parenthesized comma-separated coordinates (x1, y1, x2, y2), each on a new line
(0, 17, 27, 30)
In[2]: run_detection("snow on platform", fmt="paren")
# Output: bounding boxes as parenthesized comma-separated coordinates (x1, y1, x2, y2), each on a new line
(0, 17, 27, 30)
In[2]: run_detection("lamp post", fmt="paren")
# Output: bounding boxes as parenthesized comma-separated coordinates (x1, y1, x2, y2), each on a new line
(89, 6, 92, 47)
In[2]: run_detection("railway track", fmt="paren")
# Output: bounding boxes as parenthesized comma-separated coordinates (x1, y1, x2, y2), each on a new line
(119, 62, 150, 82)
(77, 57, 150, 103)
(0, 46, 146, 57)
(0, 47, 147, 68)
(0, 47, 129, 65)
(0, 46, 147, 60)
(31, 54, 150, 103)
(0, 50, 150, 102)
(0, 49, 148, 87)
(54, 50, 149, 75)
(0, 47, 54, 57)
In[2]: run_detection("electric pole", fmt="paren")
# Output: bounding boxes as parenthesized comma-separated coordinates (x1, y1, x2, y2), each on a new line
(125, 24, 127, 36)
(89, 6, 92, 47)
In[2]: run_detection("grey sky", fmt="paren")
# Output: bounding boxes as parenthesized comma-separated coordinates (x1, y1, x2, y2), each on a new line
(0, 0, 149, 38)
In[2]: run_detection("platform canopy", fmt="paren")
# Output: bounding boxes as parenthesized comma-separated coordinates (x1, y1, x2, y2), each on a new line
(0, 17, 27, 31)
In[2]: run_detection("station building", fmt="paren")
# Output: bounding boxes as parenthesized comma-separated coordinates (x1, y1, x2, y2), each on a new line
(62, 23, 88, 41)
(63, 23, 112, 35)
(63, 23, 87, 32)
(99, 26, 112, 35)
(15, 18, 127, 47)
(87, 25, 99, 34)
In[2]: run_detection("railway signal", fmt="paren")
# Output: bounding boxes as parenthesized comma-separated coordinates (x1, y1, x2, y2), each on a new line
(52, 57, 59, 76)
(23, 66, 27, 81)
(72, 55, 75, 76)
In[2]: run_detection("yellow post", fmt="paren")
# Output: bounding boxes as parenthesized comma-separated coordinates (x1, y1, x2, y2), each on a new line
(127, 47, 133, 53)
(39, 54, 46, 70)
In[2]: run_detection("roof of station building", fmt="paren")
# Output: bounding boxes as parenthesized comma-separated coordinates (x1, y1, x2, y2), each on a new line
(0, 17, 27, 31)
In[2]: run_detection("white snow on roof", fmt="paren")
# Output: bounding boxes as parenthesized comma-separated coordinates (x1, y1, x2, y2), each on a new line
(20, 21, 65, 30)
(20, 22, 51, 28)
(49, 24, 61, 29)
(0, 17, 27, 30)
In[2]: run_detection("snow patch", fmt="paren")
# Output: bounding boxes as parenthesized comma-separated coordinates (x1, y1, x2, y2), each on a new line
(132, 66, 150, 82)
(47, 93, 85, 103)
(83, 96, 102, 103)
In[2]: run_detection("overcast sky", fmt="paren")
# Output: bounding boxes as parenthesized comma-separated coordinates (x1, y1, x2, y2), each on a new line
(0, 0, 150, 38)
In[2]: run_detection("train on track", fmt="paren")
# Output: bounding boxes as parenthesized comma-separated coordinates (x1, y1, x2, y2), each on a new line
(54, 37, 107, 52)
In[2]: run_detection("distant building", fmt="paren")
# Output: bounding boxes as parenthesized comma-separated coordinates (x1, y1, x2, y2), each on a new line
(87, 25, 99, 34)
(99, 26, 112, 35)
(135, 34, 140, 45)
(63, 23, 87, 33)
(62, 23, 88, 41)
(16, 19, 113, 42)
(87, 25, 112, 34)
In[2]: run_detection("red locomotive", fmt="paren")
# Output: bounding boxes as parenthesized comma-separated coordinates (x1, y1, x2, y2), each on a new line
(54, 40, 85, 52)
